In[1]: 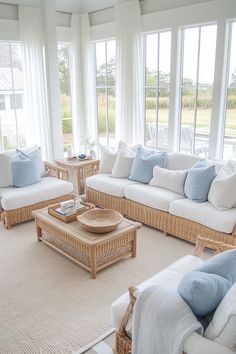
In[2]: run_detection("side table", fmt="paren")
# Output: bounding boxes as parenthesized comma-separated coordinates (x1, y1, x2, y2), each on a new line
(55, 158, 99, 195)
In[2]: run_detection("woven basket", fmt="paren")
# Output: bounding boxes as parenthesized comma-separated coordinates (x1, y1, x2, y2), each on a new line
(77, 208, 123, 233)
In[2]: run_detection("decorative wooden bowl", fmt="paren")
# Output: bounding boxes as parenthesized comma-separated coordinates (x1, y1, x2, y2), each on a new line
(77, 208, 123, 233)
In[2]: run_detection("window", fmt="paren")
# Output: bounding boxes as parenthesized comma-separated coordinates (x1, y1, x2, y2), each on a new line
(179, 25, 217, 156)
(58, 42, 73, 153)
(144, 31, 171, 150)
(0, 42, 26, 150)
(223, 21, 236, 159)
(95, 40, 116, 146)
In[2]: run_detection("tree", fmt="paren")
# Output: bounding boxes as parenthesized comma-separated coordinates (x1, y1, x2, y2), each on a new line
(58, 45, 70, 95)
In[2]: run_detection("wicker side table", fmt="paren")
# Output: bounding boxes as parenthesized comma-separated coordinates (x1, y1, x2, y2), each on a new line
(55, 158, 99, 195)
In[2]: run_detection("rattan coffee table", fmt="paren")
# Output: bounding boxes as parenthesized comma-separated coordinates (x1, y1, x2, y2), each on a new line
(33, 208, 141, 279)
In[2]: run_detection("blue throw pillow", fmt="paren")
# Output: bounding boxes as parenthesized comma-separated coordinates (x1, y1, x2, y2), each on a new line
(16, 147, 45, 177)
(129, 147, 167, 183)
(178, 249, 236, 316)
(184, 160, 216, 202)
(12, 157, 41, 188)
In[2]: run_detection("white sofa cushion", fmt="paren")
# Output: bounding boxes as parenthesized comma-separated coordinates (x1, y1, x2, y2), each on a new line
(150, 166, 187, 195)
(169, 199, 236, 234)
(167, 153, 201, 170)
(86, 174, 138, 197)
(125, 184, 184, 212)
(0, 177, 73, 211)
(111, 255, 203, 334)
(205, 283, 236, 350)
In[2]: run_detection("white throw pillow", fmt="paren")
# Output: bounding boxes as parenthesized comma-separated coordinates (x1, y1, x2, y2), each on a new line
(208, 173, 236, 210)
(0, 154, 14, 187)
(149, 166, 187, 195)
(204, 283, 236, 351)
(99, 141, 136, 174)
(112, 148, 135, 178)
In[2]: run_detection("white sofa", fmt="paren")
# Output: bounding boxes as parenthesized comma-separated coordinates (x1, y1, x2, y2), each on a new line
(0, 162, 74, 229)
(111, 238, 236, 354)
(85, 153, 236, 246)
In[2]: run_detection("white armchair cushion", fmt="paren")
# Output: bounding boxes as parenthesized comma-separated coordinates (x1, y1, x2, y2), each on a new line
(204, 283, 236, 351)
(184, 332, 235, 354)
(149, 166, 187, 195)
(1, 177, 73, 210)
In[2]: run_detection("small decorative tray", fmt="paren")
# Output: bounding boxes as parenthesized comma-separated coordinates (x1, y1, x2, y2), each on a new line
(77, 208, 123, 233)
(48, 201, 95, 223)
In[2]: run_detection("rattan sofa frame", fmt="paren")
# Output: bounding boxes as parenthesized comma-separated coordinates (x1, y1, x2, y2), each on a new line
(85, 187, 236, 246)
(0, 162, 74, 229)
(113, 236, 236, 354)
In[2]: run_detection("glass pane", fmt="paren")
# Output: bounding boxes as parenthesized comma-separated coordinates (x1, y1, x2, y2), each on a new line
(145, 88, 156, 147)
(223, 87, 236, 159)
(107, 40, 116, 87)
(58, 43, 73, 153)
(194, 86, 213, 155)
(96, 42, 106, 86)
(228, 22, 236, 87)
(146, 34, 158, 87)
(97, 88, 106, 144)
(159, 32, 171, 87)
(198, 25, 217, 85)
(157, 88, 169, 150)
(0, 43, 26, 150)
(108, 88, 116, 145)
(182, 27, 199, 86)
(180, 87, 196, 154)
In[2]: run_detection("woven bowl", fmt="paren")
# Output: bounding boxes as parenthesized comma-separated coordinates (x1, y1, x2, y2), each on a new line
(77, 208, 123, 233)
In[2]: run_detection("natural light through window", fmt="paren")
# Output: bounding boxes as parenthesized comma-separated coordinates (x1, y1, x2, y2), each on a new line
(95, 40, 116, 147)
(144, 31, 171, 150)
(58, 42, 73, 153)
(179, 25, 217, 156)
(223, 21, 236, 159)
(0, 42, 26, 151)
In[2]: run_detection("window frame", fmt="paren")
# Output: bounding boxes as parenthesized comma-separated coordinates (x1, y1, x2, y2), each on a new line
(221, 20, 236, 159)
(178, 23, 217, 156)
(143, 30, 172, 150)
(94, 38, 116, 147)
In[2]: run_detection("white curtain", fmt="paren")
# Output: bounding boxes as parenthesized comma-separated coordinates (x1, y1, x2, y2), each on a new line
(19, 6, 53, 161)
(70, 13, 97, 152)
(115, 0, 144, 145)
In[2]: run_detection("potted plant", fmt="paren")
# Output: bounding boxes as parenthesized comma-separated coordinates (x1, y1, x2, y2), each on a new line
(79, 136, 98, 159)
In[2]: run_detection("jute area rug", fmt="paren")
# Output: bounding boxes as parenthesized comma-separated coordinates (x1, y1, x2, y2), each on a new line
(0, 220, 195, 354)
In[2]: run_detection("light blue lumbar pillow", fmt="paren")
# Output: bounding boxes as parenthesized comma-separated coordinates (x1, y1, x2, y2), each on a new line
(178, 249, 236, 316)
(129, 147, 167, 184)
(12, 157, 41, 188)
(184, 160, 216, 202)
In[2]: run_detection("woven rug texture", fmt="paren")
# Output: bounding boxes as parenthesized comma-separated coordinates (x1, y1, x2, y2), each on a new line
(0, 221, 194, 354)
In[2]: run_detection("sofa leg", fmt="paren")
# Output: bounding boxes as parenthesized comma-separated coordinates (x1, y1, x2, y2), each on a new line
(164, 231, 169, 237)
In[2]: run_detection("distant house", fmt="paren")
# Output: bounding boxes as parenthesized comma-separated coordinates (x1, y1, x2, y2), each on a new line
(0, 67, 25, 149)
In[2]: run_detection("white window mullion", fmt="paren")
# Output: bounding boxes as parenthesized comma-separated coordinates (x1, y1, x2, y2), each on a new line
(168, 27, 182, 152)
(209, 19, 229, 159)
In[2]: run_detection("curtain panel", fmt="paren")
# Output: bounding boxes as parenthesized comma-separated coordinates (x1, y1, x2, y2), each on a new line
(19, 6, 53, 161)
(115, 0, 144, 145)
(70, 13, 97, 152)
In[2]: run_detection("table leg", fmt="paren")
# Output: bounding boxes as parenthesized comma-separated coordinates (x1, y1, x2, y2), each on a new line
(90, 248, 97, 279)
(132, 233, 137, 258)
(36, 224, 42, 241)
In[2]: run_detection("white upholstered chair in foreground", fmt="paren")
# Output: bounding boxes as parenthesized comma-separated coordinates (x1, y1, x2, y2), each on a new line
(112, 237, 236, 354)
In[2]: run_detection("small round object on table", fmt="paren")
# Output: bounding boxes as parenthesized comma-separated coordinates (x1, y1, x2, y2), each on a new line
(77, 208, 123, 233)
(78, 154, 86, 160)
